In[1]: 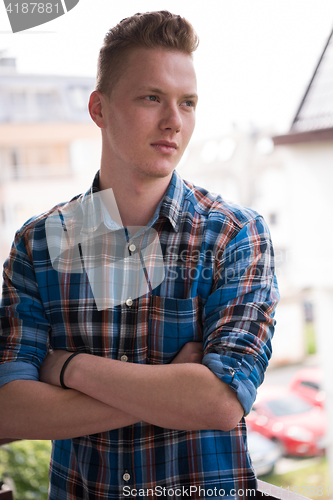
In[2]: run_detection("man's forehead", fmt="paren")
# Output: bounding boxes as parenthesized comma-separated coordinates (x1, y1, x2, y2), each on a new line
(108, 46, 197, 98)
(126, 47, 196, 79)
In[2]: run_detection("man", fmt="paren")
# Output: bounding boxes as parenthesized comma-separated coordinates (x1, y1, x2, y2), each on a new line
(0, 11, 279, 500)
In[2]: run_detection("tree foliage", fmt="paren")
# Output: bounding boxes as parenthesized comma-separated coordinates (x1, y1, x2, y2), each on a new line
(0, 440, 51, 500)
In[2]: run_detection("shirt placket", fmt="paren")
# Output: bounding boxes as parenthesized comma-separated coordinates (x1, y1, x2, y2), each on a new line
(116, 232, 138, 488)
(116, 299, 136, 488)
(117, 230, 154, 489)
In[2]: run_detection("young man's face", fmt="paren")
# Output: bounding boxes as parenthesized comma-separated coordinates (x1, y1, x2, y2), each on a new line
(96, 47, 198, 182)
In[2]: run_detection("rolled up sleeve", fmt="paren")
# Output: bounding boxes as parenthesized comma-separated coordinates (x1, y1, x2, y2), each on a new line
(202, 216, 279, 416)
(0, 229, 50, 388)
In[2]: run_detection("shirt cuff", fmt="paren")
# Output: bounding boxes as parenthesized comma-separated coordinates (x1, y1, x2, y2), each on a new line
(0, 361, 39, 388)
(202, 353, 257, 416)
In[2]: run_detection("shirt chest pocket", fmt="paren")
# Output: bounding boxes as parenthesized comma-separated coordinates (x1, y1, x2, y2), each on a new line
(148, 296, 203, 364)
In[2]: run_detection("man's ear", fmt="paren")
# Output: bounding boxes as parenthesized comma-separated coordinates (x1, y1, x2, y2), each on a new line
(88, 90, 107, 129)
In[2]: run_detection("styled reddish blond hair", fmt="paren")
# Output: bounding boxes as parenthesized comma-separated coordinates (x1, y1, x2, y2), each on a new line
(96, 11, 199, 96)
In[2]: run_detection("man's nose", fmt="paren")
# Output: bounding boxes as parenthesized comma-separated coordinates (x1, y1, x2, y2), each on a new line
(159, 104, 182, 133)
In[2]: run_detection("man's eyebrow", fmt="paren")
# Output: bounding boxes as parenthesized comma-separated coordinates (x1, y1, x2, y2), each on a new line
(138, 86, 198, 100)
(183, 93, 199, 100)
(138, 86, 167, 95)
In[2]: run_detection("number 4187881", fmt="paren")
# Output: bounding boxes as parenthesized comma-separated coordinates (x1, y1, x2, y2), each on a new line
(6, 3, 59, 14)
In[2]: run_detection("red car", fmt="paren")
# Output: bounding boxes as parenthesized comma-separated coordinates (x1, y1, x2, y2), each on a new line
(246, 385, 327, 457)
(289, 367, 325, 408)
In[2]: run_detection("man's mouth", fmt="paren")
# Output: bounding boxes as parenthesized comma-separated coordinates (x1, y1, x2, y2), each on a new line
(151, 141, 178, 155)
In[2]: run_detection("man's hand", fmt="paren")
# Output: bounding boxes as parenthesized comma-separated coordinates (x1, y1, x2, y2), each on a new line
(171, 342, 203, 364)
(39, 349, 75, 387)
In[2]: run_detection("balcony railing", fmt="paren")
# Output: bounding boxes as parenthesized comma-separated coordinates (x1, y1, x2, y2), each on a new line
(256, 479, 308, 500)
(0, 490, 13, 500)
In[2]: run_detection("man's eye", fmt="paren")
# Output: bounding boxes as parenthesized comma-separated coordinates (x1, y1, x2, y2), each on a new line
(146, 95, 157, 101)
(183, 100, 194, 107)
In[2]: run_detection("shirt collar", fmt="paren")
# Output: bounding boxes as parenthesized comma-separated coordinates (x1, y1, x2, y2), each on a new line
(157, 169, 185, 233)
(80, 169, 186, 235)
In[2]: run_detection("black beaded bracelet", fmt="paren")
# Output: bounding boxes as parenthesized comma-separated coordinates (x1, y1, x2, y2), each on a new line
(60, 352, 80, 389)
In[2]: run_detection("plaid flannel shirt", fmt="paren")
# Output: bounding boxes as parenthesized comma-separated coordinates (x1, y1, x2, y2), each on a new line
(0, 170, 279, 499)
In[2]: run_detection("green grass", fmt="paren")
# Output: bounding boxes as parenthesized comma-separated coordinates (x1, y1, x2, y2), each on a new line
(260, 457, 331, 499)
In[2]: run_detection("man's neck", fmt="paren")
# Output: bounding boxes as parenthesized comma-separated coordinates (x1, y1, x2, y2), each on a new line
(99, 165, 173, 228)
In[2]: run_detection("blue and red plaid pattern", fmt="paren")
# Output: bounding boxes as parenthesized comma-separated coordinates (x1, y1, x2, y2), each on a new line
(0, 170, 279, 499)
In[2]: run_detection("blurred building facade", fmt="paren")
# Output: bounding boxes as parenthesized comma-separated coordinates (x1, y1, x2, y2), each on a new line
(272, 27, 333, 353)
(0, 55, 101, 264)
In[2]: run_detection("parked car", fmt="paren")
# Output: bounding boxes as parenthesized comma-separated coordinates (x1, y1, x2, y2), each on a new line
(289, 367, 325, 407)
(246, 385, 327, 457)
(247, 431, 282, 477)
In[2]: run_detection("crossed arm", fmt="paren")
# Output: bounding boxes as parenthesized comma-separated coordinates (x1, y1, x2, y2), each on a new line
(0, 342, 244, 441)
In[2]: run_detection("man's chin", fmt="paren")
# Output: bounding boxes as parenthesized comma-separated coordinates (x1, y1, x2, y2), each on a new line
(143, 162, 176, 179)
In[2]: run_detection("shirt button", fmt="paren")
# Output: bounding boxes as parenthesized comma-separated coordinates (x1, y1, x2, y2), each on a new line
(125, 298, 133, 307)
(121, 354, 128, 362)
(128, 243, 136, 253)
(123, 472, 130, 482)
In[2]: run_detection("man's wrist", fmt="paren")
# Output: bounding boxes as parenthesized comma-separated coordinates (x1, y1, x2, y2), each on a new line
(60, 352, 81, 389)
(62, 352, 86, 389)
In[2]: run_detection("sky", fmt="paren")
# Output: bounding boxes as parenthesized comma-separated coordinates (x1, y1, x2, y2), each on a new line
(0, 0, 333, 140)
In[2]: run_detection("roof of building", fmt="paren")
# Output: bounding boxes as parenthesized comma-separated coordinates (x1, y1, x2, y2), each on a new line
(273, 28, 333, 145)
